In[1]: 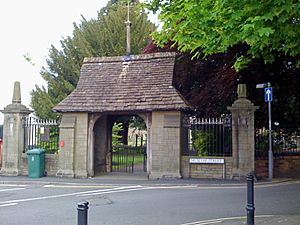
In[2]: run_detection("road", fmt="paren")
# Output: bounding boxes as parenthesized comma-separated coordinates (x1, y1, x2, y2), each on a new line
(0, 178, 299, 225)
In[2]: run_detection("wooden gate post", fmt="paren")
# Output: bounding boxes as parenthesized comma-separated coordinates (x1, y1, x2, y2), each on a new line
(0, 81, 32, 176)
(228, 84, 258, 179)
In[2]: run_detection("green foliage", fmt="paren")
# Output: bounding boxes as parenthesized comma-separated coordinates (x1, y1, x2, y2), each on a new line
(31, 0, 155, 119)
(255, 128, 299, 158)
(129, 116, 146, 131)
(26, 126, 60, 154)
(31, 86, 58, 119)
(23, 53, 35, 66)
(192, 130, 209, 156)
(144, 0, 300, 70)
(38, 127, 59, 154)
(112, 122, 123, 149)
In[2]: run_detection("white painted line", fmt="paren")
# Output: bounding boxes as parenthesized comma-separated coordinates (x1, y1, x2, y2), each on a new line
(181, 215, 275, 225)
(256, 180, 300, 188)
(150, 185, 245, 190)
(154, 180, 300, 190)
(153, 185, 199, 189)
(0, 184, 28, 187)
(0, 203, 18, 208)
(0, 185, 144, 205)
(78, 186, 155, 197)
(76, 185, 144, 196)
(44, 184, 117, 189)
(0, 188, 25, 192)
(181, 217, 239, 225)
(196, 220, 222, 225)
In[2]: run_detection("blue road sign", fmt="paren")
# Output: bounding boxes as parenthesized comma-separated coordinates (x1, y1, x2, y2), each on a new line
(264, 87, 273, 102)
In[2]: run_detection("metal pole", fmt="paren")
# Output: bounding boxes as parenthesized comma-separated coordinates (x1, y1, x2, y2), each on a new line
(77, 201, 89, 225)
(246, 174, 255, 225)
(268, 94, 273, 180)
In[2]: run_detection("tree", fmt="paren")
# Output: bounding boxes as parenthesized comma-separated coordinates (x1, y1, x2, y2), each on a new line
(143, 0, 300, 128)
(144, 41, 237, 117)
(144, 0, 300, 70)
(31, 0, 155, 119)
(112, 122, 123, 148)
(144, 40, 300, 128)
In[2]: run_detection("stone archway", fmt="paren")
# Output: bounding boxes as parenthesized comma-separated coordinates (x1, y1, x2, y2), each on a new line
(92, 114, 110, 176)
(89, 113, 149, 177)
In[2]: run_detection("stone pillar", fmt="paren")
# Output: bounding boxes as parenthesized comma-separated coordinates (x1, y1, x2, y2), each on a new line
(56, 113, 88, 178)
(228, 84, 258, 179)
(74, 113, 88, 178)
(56, 114, 76, 178)
(138, 113, 152, 176)
(0, 81, 32, 176)
(149, 111, 182, 179)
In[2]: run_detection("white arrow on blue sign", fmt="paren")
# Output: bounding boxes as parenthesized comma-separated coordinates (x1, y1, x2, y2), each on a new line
(264, 87, 272, 102)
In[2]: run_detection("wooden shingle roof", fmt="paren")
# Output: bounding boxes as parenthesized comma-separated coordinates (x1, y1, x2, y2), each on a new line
(54, 52, 190, 113)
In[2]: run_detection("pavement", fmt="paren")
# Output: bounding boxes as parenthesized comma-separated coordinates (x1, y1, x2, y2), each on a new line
(0, 173, 297, 186)
(0, 174, 299, 225)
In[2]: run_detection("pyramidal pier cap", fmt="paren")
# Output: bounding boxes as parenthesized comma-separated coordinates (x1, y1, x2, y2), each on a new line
(12, 81, 22, 104)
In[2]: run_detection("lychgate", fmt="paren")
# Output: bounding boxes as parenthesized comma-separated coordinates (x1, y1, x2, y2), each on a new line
(54, 52, 190, 179)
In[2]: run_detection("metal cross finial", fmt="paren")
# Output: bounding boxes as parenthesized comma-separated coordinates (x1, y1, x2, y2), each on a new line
(125, 0, 132, 55)
(127, 0, 130, 22)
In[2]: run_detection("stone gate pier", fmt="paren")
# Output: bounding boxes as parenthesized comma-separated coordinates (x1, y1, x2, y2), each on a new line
(228, 84, 258, 179)
(0, 81, 32, 176)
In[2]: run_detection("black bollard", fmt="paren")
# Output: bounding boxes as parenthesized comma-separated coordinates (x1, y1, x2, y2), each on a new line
(77, 201, 89, 225)
(246, 174, 255, 225)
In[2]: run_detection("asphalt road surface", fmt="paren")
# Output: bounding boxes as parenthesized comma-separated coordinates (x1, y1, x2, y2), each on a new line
(0, 179, 299, 225)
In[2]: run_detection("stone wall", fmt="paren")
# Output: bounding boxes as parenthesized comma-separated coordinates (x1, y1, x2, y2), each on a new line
(256, 156, 300, 179)
(20, 153, 59, 176)
(181, 156, 233, 179)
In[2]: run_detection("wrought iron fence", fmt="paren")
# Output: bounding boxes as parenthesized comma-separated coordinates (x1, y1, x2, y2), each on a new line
(255, 127, 300, 159)
(23, 117, 60, 154)
(184, 115, 232, 157)
(112, 145, 147, 173)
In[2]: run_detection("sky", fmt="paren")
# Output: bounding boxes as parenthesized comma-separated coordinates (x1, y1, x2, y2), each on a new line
(0, 0, 111, 124)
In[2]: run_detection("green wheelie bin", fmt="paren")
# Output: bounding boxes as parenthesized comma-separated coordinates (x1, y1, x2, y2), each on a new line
(26, 149, 45, 178)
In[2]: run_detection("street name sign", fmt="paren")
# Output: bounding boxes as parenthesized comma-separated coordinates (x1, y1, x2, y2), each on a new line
(189, 158, 224, 164)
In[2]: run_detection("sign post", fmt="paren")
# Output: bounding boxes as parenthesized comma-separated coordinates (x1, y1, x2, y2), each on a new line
(256, 82, 273, 180)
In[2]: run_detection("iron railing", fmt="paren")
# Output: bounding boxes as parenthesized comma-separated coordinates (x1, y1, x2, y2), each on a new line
(255, 127, 300, 159)
(184, 115, 232, 157)
(23, 117, 60, 154)
(112, 145, 147, 173)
